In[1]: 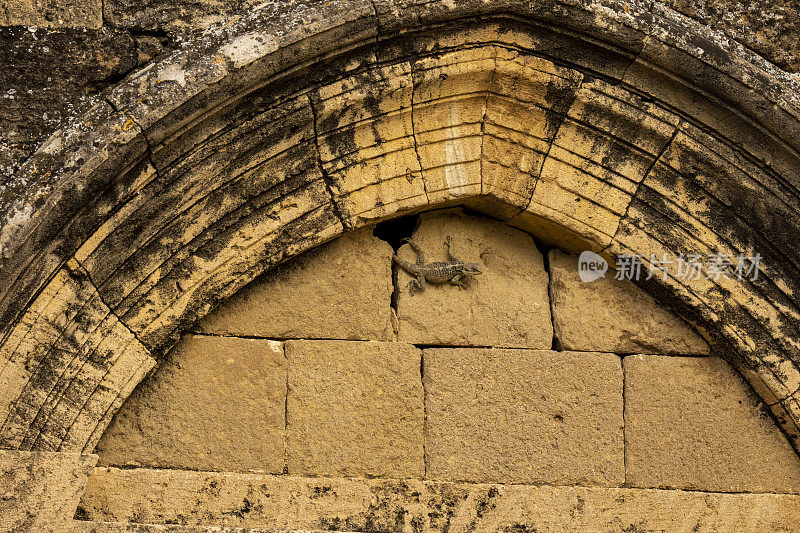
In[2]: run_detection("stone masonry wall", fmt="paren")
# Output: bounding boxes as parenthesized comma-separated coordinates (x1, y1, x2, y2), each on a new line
(1, 0, 799, 188)
(74, 209, 800, 531)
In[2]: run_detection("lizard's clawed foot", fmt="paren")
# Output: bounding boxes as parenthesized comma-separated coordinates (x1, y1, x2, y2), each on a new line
(407, 280, 417, 295)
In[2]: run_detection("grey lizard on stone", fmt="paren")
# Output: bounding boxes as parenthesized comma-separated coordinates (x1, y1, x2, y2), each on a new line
(393, 236, 483, 294)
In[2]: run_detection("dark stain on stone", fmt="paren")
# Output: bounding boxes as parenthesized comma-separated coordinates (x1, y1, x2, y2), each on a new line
(311, 484, 334, 499)
(543, 79, 580, 140)
(501, 525, 539, 533)
(476, 486, 499, 518)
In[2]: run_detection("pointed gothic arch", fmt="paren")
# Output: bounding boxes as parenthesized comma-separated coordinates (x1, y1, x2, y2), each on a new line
(1, 0, 799, 457)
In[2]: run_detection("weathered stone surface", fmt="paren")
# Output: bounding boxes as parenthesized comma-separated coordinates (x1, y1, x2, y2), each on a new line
(0, 0, 102, 28)
(1, 450, 97, 532)
(285, 340, 423, 478)
(95, 335, 286, 473)
(79, 524, 333, 533)
(549, 250, 710, 355)
(2, 0, 800, 495)
(396, 210, 552, 348)
(625, 355, 800, 493)
(424, 348, 623, 485)
(410, 48, 487, 204)
(515, 78, 680, 250)
(103, 0, 263, 35)
(313, 61, 428, 226)
(0, 27, 136, 181)
(661, 0, 800, 73)
(196, 228, 393, 341)
(79, 467, 800, 531)
(0, 262, 156, 452)
(608, 153, 800, 445)
(482, 48, 583, 210)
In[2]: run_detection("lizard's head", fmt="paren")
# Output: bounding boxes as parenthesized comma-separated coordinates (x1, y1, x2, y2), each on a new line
(462, 262, 483, 275)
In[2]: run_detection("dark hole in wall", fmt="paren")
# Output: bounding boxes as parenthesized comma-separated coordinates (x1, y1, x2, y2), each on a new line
(374, 214, 419, 313)
(373, 214, 419, 252)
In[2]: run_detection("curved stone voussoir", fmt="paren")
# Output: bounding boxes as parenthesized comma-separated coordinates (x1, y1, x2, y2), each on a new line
(0, 260, 155, 452)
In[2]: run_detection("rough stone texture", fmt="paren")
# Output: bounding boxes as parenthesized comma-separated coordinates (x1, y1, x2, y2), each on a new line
(103, 0, 262, 35)
(625, 355, 800, 493)
(95, 335, 286, 473)
(396, 210, 552, 348)
(549, 250, 710, 355)
(0, 27, 136, 181)
(661, 0, 800, 73)
(0, 0, 798, 186)
(481, 49, 583, 213)
(424, 348, 624, 485)
(0, 0, 102, 28)
(510, 77, 681, 251)
(0, 261, 156, 453)
(0, 450, 97, 532)
(196, 228, 394, 341)
(79, 525, 335, 533)
(312, 58, 427, 227)
(285, 340, 424, 478)
(1, 0, 800, 474)
(79, 467, 800, 531)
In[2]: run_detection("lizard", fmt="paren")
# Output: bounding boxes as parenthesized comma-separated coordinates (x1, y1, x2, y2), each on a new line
(393, 236, 483, 294)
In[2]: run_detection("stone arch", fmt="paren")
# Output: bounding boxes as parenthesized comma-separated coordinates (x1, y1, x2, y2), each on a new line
(1, 0, 799, 457)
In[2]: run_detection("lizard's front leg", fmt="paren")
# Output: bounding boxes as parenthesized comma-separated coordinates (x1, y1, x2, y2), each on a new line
(450, 273, 468, 289)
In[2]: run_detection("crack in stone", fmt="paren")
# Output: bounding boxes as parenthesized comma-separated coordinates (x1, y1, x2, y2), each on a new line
(408, 61, 431, 204)
(420, 350, 427, 478)
(522, 76, 586, 214)
(8, 256, 153, 451)
(368, 0, 382, 40)
(537, 242, 559, 352)
(621, 354, 628, 486)
(103, 97, 165, 184)
(599, 123, 682, 255)
(617, 37, 650, 87)
(769, 384, 800, 407)
(73, 257, 150, 351)
(306, 93, 351, 232)
(284, 346, 289, 475)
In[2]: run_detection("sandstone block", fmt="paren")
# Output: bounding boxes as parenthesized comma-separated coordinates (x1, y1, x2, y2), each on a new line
(624, 355, 800, 493)
(314, 62, 430, 225)
(549, 250, 709, 354)
(396, 210, 552, 348)
(424, 348, 624, 485)
(196, 228, 394, 341)
(0, 263, 156, 452)
(0, 450, 97, 533)
(285, 340, 424, 478)
(95, 335, 286, 473)
(79, 466, 800, 531)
